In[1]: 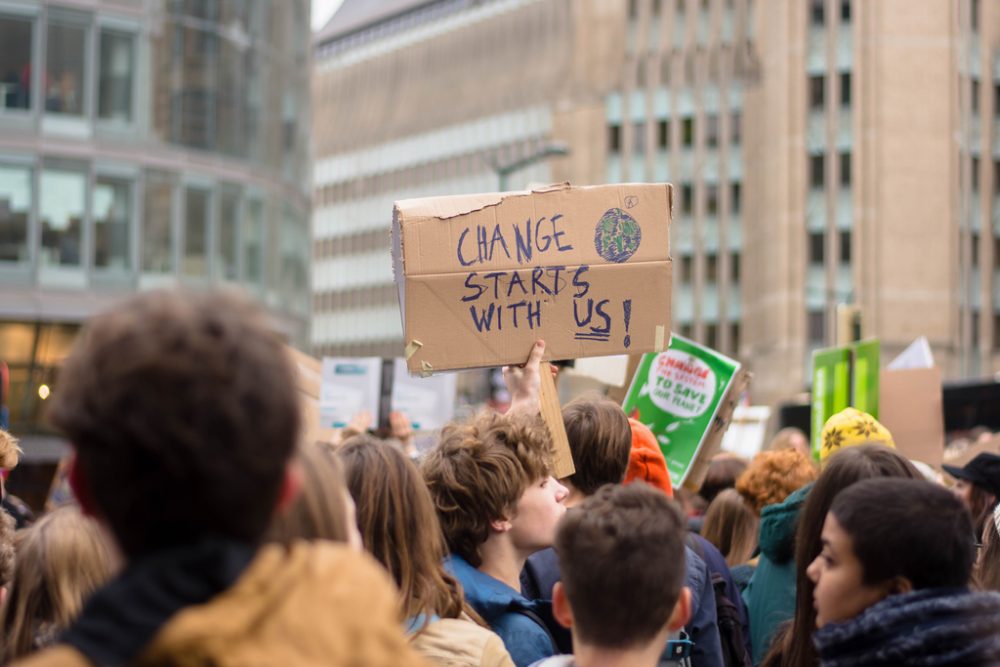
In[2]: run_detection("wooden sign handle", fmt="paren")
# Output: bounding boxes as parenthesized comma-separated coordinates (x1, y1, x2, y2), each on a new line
(539, 362, 575, 478)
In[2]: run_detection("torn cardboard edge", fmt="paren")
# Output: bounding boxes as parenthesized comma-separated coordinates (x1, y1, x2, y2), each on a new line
(681, 367, 753, 492)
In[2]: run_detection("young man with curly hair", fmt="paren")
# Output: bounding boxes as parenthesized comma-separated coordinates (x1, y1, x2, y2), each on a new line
(19, 290, 427, 667)
(422, 377, 568, 667)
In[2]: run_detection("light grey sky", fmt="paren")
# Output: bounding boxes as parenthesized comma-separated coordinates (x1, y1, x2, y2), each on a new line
(312, 0, 346, 31)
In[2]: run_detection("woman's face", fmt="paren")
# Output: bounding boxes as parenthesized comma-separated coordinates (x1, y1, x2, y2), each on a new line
(508, 476, 568, 555)
(806, 512, 890, 627)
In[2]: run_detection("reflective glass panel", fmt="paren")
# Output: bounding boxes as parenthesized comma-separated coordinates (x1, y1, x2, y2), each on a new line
(98, 30, 134, 122)
(0, 15, 33, 111)
(45, 18, 87, 116)
(243, 198, 263, 285)
(142, 170, 174, 273)
(183, 186, 210, 277)
(217, 184, 239, 280)
(93, 176, 131, 270)
(0, 163, 31, 263)
(39, 166, 84, 267)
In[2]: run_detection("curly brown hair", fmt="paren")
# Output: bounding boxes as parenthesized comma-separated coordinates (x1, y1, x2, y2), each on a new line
(47, 289, 300, 558)
(735, 449, 817, 515)
(421, 411, 552, 567)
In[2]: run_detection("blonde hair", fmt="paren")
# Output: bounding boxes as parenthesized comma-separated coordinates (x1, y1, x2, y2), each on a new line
(0, 429, 20, 469)
(0, 506, 117, 662)
(702, 488, 759, 567)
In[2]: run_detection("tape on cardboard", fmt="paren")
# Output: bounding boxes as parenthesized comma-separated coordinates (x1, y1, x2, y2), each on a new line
(404, 340, 423, 360)
(654, 325, 666, 352)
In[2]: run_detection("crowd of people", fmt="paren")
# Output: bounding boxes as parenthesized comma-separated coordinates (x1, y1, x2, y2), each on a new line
(0, 289, 998, 666)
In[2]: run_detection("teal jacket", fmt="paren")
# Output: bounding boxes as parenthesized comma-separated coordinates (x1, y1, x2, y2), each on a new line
(743, 483, 812, 665)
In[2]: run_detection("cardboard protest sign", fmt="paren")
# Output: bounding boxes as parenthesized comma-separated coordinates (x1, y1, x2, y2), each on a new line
(810, 340, 880, 461)
(622, 335, 743, 488)
(286, 346, 332, 446)
(879, 366, 944, 467)
(319, 357, 382, 429)
(392, 183, 672, 373)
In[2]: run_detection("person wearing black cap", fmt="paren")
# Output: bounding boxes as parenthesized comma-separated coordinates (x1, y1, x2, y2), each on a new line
(943, 452, 1000, 537)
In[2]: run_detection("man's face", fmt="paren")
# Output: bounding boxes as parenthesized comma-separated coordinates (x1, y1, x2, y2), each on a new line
(508, 476, 568, 556)
(806, 512, 889, 627)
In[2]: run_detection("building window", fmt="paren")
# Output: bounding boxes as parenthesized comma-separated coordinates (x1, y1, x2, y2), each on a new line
(680, 322, 693, 339)
(971, 0, 979, 31)
(218, 185, 240, 281)
(993, 313, 1000, 350)
(731, 111, 741, 145)
(706, 114, 719, 148)
(609, 124, 622, 153)
(971, 310, 980, 347)
(660, 54, 672, 85)
(98, 29, 135, 123)
(706, 253, 719, 283)
(972, 156, 980, 191)
(633, 121, 646, 154)
(730, 321, 741, 354)
(244, 198, 264, 286)
(681, 254, 693, 282)
(971, 231, 980, 266)
(45, 13, 88, 116)
(183, 186, 211, 277)
(840, 72, 851, 106)
(971, 79, 980, 115)
(0, 14, 34, 112)
(93, 175, 132, 271)
(809, 231, 825, 265)
(809, 75, 825, 110)
(810, 154, 825, 188)
(0, 163, 31, 263)
(841, 0, 851, 22)
(840, 151, 851, 187)
(682, 117, 695, 147)
(808, 309, 826, 343)
(731, 252, 740, 282)
(839, 230, 851, 263)
(705, 323, 718, 349)
(682, 183, 694, 214)
(636, 60, 647, 88)
(143, 170, 174, 273)
(40, 164, 85, 268)
(657, 119, 670, 149)
(653, 0, 662, 16)
(706, 183, 719, 215)
(994, 237, 1000, 270)
(731, 181, 742, 214)
(629, 0, 639, 19)
(810, 0, 825, 26)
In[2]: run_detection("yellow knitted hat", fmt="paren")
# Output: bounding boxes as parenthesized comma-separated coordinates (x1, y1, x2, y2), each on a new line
(819, 407, 895, 464)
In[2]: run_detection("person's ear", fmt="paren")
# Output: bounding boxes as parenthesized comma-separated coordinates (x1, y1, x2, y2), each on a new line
(551, 582, 574, 629)
(490, 516, 513, 533)
(886, 576, 913, 596)
(274, 460, 303, 513)
(667, 586, 692, 632)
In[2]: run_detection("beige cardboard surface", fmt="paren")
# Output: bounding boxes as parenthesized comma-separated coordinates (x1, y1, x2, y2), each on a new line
(394, 183, 673, 373)
(286, 346, 337, 446)
(539, 362, 575, 479)
(681, 367, 752, 492)
(878, 367, 944, 467)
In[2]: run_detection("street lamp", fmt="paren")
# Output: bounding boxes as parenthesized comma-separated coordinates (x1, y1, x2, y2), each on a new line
(490, 141, 569, 191)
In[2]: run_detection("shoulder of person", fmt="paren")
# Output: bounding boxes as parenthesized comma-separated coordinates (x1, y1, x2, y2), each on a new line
(412, 617, 514, 667)
(9, 646, 91, 667)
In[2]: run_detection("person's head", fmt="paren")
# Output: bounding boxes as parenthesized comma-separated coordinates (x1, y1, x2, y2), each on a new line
(560, 396, 632, 503)
(268, 441, 360, 549)
(422, 411, 567, 567)
(819, 407, 894, 466)
(0, 429, 20, 499)
(47, 290, 300, 558)
(552, 483, 691, 652)
(770, 427, 809, 458)
(735, 449, 817, 515)
(701, 488, 758, 567)
(339, 435, 467, 627)
(0, 506, 117, 663)
(0, 510, 15, 594)
(807, 478, 974, 627)
(975, 504, 1000, 592)
(624, 418, 674, 497)
(943, 453, 1000, 535)
(698, 454, 748, 506)
(764, 444, 921, 666)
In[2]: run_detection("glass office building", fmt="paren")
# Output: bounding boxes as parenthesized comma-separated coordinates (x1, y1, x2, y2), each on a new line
(0, 0, 311, 437)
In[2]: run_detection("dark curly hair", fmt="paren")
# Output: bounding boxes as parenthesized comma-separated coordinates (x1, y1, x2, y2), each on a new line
(47, 289, 300, 557)
(421, 411, 552, 567)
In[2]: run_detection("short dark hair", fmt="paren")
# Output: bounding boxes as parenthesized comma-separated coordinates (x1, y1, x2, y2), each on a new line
(830, 478, 975, 590)
(556, 483, 686, 649)
(422, 411, 551, 567)
(561, 396, 632, 496)
(48, 289, 300, 557)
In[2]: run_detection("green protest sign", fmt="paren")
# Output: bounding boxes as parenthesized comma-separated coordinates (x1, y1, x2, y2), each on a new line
(810, 340, 880, 461)
(622, 335, 741, 487)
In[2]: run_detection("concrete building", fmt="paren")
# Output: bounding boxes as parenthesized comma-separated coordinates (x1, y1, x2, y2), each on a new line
(0, 0, 312, 438)
(313, 0, 1000, 407)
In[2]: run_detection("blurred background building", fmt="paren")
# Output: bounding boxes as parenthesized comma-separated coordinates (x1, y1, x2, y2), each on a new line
(0, 0, 311, 445)
(312, 0, 1000, 407)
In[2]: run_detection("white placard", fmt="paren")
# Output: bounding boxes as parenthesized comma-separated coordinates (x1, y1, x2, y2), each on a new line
(319, 357, 382, 428)
(391, 359, 457, 431)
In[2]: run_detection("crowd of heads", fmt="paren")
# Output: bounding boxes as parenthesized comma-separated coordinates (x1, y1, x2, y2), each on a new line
(0, 289, 997, 667)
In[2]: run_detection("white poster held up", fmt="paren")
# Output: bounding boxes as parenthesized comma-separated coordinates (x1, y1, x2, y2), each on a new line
(391, 359, 457, 431)
(320, 357, 382, 429)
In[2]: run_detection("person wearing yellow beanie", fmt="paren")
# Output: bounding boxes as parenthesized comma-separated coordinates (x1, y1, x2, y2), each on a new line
(819, 407, 895, 465)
